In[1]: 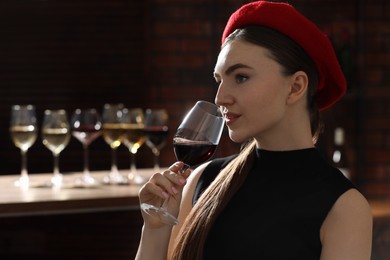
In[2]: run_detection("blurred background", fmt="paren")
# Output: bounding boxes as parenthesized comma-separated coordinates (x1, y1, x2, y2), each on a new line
(0, 0, 389, 196)
(0, 0, 389, 258)
(1, 0, 389, 198)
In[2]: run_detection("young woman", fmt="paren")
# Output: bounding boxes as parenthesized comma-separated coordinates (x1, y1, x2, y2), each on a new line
(136, 1, 372, 259)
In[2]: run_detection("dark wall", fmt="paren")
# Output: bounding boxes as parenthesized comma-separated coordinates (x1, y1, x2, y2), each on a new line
(0, 1, 153, 174)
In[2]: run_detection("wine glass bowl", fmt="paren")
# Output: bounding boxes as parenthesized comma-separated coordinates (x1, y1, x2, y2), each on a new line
(141, 101, 224, 225)
(71, 108, 102, 187)
(122, 108, 147, 184)
(71, 109, 102, 146)
(173, 139, 218, 171)
(173, 101, 225, 171)
(144, 109, 169, 171)
(102, 103, 127, 184)
(10, 104, 38, 187)
(41, 109, 71, 187)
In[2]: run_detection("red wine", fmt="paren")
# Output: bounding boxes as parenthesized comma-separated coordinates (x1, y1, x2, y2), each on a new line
(145, 126, 169, 150)
(173, 141, 217, 167)
(72, 125, 102, 146)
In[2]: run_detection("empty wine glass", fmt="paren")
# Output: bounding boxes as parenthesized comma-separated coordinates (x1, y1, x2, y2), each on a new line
(10, 104, 38, 188)
(102, 103, 127, 184)
(122, 108, 147, 185)
(71, 108, 102, 187)
(144, 109, 169, 171)
(141, 101, 224, 225)
(41, 109, 71, 187)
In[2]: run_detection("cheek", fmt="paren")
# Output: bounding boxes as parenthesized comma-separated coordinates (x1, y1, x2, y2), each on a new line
(247, 88, 283, 113)
(245, 88, 288, 126)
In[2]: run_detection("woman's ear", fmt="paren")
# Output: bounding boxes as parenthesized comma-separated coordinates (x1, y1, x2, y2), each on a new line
(286, 71, 308, 106)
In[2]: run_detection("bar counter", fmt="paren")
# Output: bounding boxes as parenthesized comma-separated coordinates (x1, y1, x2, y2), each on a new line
(0, 169, 155, 259)
(0, 169, 154, 217)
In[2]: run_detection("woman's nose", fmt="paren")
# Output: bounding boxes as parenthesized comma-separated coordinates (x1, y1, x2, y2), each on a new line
(215, 83, 233, 107)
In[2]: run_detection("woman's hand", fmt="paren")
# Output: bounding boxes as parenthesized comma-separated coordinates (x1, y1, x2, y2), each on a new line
(138, 161, 191, 228)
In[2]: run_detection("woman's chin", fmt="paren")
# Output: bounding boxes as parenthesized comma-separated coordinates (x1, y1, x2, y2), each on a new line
(228, 131, 247, 144)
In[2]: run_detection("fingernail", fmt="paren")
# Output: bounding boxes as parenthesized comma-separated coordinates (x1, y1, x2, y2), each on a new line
(179, 178, 186, 185)
(171, 186, 178, 194)
(162, 191, 169, 199)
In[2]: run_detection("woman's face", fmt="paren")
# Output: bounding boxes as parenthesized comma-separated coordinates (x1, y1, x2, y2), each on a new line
(214, 40, 295, 147)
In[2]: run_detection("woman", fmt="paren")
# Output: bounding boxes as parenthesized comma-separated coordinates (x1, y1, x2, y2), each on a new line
(136, 1, 372, 259)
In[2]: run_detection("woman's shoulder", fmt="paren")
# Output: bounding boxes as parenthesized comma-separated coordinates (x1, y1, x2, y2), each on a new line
(320, 188, 372, 259)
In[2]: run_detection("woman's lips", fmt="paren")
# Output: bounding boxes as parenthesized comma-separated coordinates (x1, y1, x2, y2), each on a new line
(224, 112, 240, 126)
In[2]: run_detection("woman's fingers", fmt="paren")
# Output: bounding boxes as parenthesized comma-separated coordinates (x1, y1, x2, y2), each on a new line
(141, 180, 170, 201)
(139, 161, 190, 201)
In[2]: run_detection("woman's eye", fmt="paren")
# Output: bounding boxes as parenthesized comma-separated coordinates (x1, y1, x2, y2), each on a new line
(235, 75, 248, 84)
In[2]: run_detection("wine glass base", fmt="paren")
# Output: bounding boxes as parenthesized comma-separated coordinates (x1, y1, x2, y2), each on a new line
(14, 176, 29, 188)
(74, 175, 99, 188)
(51, 174, 63, 187)
(140, 203, 179, 225)
(128, 174, 148, 185)
(102, 172, 129, 185)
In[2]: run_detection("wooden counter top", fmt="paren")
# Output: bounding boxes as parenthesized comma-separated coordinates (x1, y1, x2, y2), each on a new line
(0, 169, 154, 217)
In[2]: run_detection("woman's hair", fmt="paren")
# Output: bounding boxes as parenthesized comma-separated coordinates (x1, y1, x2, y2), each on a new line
(171, 25, 320, 259)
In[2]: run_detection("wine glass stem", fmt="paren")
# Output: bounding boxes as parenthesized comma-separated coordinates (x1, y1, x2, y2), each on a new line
(180, 164, 190, 174)
(111, 148, 118, 173)
(20, 149, 28, 179)
(153, 155, 160, 171)
(152, 148, 160, 171)
(161, 197, 170, 211)
(130, 151, 136, 173)
(53, 153, 60, 177)
(83, 144, 90, 176)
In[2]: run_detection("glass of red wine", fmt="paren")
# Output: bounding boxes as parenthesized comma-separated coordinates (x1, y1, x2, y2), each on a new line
(144, 109, 169, 171)
(141, 100, 224, 225)
(70, 108, 102, 187)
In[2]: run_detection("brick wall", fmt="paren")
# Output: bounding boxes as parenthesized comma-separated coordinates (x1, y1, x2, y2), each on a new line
(355, 0, 390, 199)
(297, 0, 390, 199)
(142, 0, 245, 165)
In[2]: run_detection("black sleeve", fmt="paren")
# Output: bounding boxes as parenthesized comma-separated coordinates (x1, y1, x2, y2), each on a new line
(192, 155, 237, 205)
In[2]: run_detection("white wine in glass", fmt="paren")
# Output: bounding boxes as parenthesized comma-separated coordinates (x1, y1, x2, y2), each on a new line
(41, 109, 71, 187)
(102, 103, 127, 184)
(141, 101, 224, 225)
(71, 108, 102, 187)
(122, 108, 147, 185)
(10, 104, 38, 187)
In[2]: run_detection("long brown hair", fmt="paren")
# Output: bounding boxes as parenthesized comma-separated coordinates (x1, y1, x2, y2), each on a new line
(171, 26, 320, 259)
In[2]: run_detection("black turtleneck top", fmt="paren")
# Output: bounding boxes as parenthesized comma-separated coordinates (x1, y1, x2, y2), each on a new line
(193, 148, 355, 260)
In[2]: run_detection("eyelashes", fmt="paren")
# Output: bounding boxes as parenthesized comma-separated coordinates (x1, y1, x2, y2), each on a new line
(235, 74, 248, 84)
(213, 73, 249, 86)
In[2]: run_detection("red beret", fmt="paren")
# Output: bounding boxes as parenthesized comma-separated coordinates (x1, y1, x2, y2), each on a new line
(222, 1, 346, 111)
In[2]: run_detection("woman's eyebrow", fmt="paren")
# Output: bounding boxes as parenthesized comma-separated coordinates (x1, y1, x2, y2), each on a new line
(225, 63, 252, 75)
(214, 63, 252, 78)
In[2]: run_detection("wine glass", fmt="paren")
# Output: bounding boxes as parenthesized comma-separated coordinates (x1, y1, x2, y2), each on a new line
(122, 108, 147, 185)
(10, 104, 38, 188)
(144, 109, 169, 171)
(70, 108, 102, 187)
(141, 101, 225, 225)
(41, 109, 71, 187)
(101, 103, 127, 184)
